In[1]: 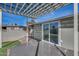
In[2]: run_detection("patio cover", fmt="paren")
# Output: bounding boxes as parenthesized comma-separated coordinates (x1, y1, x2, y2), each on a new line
(0, 3, 69, 18)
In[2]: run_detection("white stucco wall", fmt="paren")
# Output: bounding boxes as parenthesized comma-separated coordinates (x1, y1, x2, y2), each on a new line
(60, 28, 74, 50)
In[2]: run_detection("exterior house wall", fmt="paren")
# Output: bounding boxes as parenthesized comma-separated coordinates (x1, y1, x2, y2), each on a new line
(60, 17, 74, 50)
(60, 28, 74, 50)
(33, 24, 42, 40)
(31, 16, 75, 50)
(7, 27, 11, 31)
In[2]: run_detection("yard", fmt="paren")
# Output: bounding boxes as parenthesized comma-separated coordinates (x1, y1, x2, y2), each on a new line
(0, 40, 21, 56)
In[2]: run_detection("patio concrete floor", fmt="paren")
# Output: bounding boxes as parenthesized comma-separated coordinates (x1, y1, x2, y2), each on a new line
(9, 38, 74, 56)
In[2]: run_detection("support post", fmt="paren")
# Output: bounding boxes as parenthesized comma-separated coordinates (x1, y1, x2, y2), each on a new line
(49, 23, 50, 43)
(74, 3, 78, 56)
(42, 24, 44, 41)
(58, 21, 62, 46)
(26, 18, 29, 46)
(0, 9, 2, 48)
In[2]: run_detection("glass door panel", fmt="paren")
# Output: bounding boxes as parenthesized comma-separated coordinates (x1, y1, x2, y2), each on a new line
(50, 22, 58, 44)
(43, 24, 49, 41)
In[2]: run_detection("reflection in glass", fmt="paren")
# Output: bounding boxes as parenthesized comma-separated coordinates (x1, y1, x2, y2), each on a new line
(43, 24, 49, 41)
(50, 22, 58, 44)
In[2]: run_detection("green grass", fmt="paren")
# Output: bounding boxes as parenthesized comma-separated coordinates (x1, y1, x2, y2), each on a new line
(0, 48, 7, 56)
(0, 40, 21, 56)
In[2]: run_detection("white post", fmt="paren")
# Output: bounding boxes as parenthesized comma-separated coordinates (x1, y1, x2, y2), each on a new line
(58, 21, 62, 46)
(26, 18, 29, 46)
(49, 23, 50, 43)
(7, 48, 11, 56)
(0, 9, 2, 48)
(26, 32, 28, 46)
(42, 24, 44, 41)
(74, 3, 78, 56)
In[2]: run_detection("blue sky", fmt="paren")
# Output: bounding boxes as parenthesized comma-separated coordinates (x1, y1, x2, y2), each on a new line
(2, 3, 78, 26)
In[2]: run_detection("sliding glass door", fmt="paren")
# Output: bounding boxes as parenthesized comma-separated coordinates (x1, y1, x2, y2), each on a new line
(42, 21, 59, 44)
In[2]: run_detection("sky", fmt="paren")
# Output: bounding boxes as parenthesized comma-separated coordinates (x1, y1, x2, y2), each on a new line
(2, 3, 79, 26)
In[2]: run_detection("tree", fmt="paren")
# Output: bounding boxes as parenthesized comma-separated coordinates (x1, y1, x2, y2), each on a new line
(15, 23, 17, 26)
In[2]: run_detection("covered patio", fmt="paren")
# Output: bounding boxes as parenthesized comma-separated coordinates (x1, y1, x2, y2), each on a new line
(0, 3, 77, 56)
